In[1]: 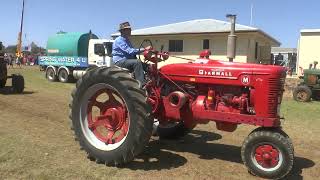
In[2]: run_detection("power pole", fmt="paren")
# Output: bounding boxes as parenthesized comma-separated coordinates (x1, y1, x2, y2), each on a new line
(250, 3, 254, 26)
(16, 0, 25, 58)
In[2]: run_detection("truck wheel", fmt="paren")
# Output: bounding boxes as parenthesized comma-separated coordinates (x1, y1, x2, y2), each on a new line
(156, 121, 192, 139)
(46, 67, 57, 82)
(293, 85, 312, 102)
(12, 74, 24, 93)
(58, 69, 70, 83)
(0, 78, 6, 88)
(241, 128, 294, 179)
(70, 67, 153, 166)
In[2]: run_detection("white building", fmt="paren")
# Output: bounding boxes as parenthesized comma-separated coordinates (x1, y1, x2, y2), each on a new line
(112, 19, 280, 67)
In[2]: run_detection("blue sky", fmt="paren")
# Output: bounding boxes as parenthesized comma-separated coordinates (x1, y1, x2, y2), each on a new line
(1, 0, 319, 47)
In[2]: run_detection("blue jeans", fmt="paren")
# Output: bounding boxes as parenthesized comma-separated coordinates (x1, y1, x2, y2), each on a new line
(115, 59, 147, 86)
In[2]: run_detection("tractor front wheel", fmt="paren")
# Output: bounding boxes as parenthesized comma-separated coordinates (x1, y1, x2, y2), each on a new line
(241, 128, 294, 179)
(293, 85, 312, 102)
(70, 67, 153, 166)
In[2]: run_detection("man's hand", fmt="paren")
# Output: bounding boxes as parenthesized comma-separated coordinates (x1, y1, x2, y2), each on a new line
(144, 46, 152, 51)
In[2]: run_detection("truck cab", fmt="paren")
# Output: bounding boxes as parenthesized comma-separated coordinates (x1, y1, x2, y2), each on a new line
(88, 39, 113, 67)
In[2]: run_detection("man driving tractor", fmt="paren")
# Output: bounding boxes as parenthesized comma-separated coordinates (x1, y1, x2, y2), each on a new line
(112, 22, 151, 87)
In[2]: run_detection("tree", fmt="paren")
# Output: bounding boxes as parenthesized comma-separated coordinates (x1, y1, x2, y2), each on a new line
(30, 42, 46, 55)
(5, 45, 17, 54)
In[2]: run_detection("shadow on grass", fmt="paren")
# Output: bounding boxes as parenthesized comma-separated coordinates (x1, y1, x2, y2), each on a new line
(124, 129, 225, 170)
(124, 129, 315, 179)
(0, 86, 35, 95)
(286, 157, 315, 180)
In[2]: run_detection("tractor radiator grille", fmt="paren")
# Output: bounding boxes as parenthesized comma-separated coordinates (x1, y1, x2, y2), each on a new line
(268, 76, 286, 117)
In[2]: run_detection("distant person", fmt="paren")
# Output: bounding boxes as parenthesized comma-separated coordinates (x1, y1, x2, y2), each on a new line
(16, 56, 22, 68)
(112, 21, 151, 87)
(8, 55, 14, 68)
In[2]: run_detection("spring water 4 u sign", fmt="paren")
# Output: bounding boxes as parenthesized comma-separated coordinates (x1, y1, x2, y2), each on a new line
(39, 56, 88, 67)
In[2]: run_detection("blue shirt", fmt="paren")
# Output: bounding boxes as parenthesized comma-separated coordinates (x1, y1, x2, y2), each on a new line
(112, 36, 140, 63)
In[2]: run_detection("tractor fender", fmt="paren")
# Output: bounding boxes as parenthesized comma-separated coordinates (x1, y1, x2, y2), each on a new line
(57, 66, 71, 75)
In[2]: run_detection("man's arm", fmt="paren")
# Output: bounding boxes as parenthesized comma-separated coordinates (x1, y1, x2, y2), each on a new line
(117, 40, 142, 56)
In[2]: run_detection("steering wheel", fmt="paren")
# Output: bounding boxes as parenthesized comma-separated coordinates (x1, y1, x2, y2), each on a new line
(138, 39, 153, 62)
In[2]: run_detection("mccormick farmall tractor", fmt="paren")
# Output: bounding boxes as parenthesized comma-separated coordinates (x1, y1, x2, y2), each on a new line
(70, 16, 294, 179)
(293, 61, 320, 102)
(0, 41, 24, 93)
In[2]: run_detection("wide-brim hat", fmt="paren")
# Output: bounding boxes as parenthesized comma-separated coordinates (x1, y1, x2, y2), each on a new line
(119, 22, 131, 31)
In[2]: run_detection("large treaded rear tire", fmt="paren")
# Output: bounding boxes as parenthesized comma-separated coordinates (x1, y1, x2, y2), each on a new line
(241, 128, 294, 179)
(70, 66, 153, 166)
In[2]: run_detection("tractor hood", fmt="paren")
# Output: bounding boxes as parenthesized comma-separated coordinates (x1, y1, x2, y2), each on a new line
(159, 59, 286, 82)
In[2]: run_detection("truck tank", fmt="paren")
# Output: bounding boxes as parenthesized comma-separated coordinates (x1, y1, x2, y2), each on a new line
(46, 32, 98, 57)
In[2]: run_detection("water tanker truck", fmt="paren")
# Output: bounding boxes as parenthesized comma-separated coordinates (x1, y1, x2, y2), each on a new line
(39, 32, 113, 82)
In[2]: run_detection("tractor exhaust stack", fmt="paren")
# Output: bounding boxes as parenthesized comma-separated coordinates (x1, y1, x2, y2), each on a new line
(226, 14, 237, 62)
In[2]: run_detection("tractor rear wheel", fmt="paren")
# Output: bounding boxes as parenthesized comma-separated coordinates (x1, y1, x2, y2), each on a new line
(70, 67, 153, 166)
(241, 128, 294, 179)
(12, 74, 24, 93)
(293, 85, 312, 102)
(156, 121, 192, 139)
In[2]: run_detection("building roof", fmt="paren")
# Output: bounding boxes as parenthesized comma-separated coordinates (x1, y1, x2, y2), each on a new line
(111, 19, 280, 46)
(300, 29, 320, 33)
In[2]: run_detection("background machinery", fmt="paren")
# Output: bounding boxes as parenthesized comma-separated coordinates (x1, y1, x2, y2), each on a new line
(293, 61, 320, 101)
(0, 41, 24, 93)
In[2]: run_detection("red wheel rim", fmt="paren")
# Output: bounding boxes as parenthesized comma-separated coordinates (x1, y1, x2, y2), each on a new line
(254, 144, 280, 169)
(87, 88, 128, 145)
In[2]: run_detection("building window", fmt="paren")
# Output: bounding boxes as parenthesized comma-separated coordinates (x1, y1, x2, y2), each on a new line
(203, 39, 209, 49)
(169, 40, 183, 52)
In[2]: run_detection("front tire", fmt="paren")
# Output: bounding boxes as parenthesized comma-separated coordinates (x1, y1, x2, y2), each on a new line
(241, 128, 294, 179)
(293, 85, 312, 102)
(70, 67, 153, 165)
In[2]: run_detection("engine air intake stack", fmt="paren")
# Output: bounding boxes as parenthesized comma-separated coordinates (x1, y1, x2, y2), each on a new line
(226, 14, 237, 62)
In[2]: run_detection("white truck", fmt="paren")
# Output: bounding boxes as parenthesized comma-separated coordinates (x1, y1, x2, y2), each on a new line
(39, 32, 114, 82)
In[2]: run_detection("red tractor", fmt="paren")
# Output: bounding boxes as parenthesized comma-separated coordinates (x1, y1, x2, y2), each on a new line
(70, 40, 294, 179)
